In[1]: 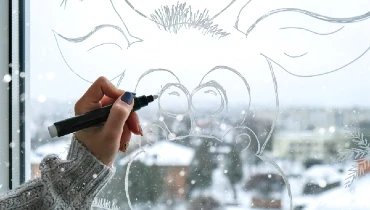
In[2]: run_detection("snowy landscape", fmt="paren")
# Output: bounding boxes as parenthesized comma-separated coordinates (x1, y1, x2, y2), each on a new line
(29, 99, 370, 210)
(25, 0, 370, 209)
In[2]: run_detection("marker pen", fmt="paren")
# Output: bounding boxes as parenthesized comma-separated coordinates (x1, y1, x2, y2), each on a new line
(48, 94, 158, 138)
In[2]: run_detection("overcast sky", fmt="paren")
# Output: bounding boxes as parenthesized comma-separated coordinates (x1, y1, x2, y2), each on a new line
(29, 0, 370, 108)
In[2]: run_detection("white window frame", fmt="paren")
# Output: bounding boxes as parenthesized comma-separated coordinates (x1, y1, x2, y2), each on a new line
(0, 0, 30, 192)
(0, 0, 10, 194)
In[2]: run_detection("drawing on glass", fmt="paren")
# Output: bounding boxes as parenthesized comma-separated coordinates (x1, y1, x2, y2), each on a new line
(123, 0, 235, 38)
(52, 0, 370, 209)
(234, 1, 370, 193)
(54, 0, 142, 83)
(235, 1, 370, 77)
(338, 128, 370, 188)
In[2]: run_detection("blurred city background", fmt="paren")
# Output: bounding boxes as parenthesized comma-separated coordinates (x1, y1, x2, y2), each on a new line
(28, 1, 370, 209)
(29, 99, 370, 210)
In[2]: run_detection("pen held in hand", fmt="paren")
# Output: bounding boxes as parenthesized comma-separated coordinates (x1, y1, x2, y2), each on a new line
(48, 95, 158, 138)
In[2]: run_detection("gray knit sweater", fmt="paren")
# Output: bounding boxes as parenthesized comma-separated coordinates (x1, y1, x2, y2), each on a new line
(0, 135, 115, 209)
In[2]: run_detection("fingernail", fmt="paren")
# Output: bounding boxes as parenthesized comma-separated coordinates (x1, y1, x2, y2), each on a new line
(122, 142, 129, 152)
(121, 92, 134, 105)
(138, 124, 143, 136)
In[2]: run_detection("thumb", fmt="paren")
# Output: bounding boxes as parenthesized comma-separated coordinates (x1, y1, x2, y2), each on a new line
(103, 92, 135, 140)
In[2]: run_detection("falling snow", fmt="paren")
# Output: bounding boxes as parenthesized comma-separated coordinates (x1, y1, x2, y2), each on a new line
(38, 95, 46, 103)
(168, 133, 176, 140)
(3, 74, 11, 83)
(25, 1, 370, 209)
(220, 123, 227, 130)
(9, 142, 15, 148)
(176, 114, 184, 121)
(46, 72, 55, 80)
(20, 93, 25, 102)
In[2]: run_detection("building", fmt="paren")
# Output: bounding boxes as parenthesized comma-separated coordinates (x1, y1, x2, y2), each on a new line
(273, 107, 370, 132)
(272, 128, 347, 161)
(119, 140, 195, 199)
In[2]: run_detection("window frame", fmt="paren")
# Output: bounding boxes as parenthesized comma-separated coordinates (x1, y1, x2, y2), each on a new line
(0, 0, 10, 193)
(0, 0, 29, 191)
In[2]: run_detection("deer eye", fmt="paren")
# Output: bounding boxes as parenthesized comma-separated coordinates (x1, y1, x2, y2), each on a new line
(191, 80, 227, 116)
(158, 83, 190, 117)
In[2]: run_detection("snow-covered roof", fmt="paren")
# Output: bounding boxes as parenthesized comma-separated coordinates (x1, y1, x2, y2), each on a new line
(31, 140, 70, 163)
(119, 141, 195, 167)
(305, 174, 370, 210)
(303, 165, 343, 184)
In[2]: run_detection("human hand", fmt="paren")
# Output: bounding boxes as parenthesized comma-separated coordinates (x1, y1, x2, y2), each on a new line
(74, 77, 143, 167)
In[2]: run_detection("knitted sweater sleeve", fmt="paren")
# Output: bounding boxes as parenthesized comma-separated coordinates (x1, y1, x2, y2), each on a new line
(0, 135, 115, 210)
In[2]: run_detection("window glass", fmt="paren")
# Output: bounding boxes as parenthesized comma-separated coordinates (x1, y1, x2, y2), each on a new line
(29, 0, 370, 209)
(0, 0, 9, 194)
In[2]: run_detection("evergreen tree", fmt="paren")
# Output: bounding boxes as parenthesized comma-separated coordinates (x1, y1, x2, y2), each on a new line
(127, 161, 164, 204)
(101, 160, 165, 208)
(187, 140, 214, 196)
(225, 143, 243, 203)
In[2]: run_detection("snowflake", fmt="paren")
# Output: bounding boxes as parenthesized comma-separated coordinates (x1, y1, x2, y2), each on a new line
(338, 128, 370, 187)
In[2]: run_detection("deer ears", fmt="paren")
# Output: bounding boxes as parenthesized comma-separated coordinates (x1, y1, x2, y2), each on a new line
(234, 0, 370, 77)
(53, 26, 131, 83)
(53, 0, 143, 83)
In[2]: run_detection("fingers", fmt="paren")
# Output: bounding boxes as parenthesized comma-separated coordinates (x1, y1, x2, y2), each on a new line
(103, 96, 143, 136)
(127, 112, 143, 136)
(75, 77, 121, 115)
(103, 92, 135, 140)
(103, 97, 143, 136)
(101, 96, 117, 107)
(101, 89, 124, 106)
(119, 124, 131, 152)
(83, 76, 121, 103)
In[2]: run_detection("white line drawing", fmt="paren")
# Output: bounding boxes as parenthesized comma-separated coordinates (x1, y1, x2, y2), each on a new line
(125, 0, 236, 20)
(91, 198, 120, 210)
(87, 42, 122, 52)
(232, 3, 370, 209)
(60, 0, 69, 9)
(284, 52, 308, 58)
(55, 24, 141, 50)
(150, 3, 229, 38)
(53, 30, 126, 84)
(134, 66, 251, 139)
(235, 5, 370, 38)
(338, 128, 370, 188)
(124, 1, 236, 38)
(279, 26, 345, 36)
(52, 1, 370, 209)
(109, 0, 143, 46)
(234, 1, 370, 77)
(123, 58, 291, 209)
(125, 149, 145, 210)
(54, 0, 142, 83)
